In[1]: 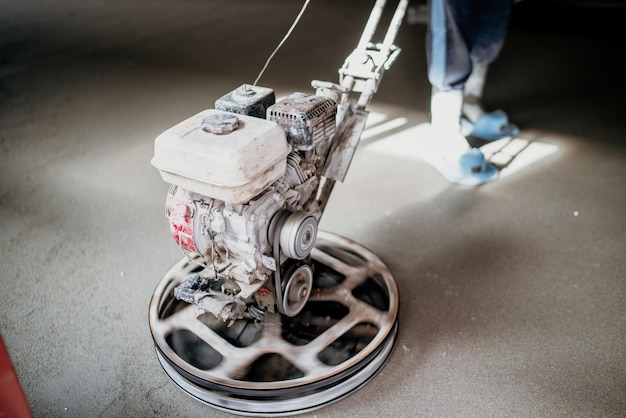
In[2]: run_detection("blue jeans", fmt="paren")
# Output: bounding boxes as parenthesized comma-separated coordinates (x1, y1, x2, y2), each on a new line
(426, 0, 514, 91)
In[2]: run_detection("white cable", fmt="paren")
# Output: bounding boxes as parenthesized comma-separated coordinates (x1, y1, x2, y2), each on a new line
(253, 0, 311, 87)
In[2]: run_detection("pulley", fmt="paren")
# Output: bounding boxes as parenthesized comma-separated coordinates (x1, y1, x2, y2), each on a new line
(280, 263, 313, 317)
(278, 211, 318, 260)
(269, 210, 318, 316)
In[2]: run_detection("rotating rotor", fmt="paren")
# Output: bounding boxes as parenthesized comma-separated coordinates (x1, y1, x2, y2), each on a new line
(149, 231, 399, 416)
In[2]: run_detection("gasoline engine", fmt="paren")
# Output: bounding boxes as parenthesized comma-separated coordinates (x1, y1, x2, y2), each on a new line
(152, 89, 340, 323)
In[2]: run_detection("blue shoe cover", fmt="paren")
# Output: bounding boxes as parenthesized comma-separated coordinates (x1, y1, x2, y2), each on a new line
(461, 110, 519, 141)
(434, 148, 499, 186)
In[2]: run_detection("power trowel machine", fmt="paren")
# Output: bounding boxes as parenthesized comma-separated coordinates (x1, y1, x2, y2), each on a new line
(149, 0, 407, 415)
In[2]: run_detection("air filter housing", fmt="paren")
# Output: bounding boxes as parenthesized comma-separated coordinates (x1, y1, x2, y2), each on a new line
(215, 84, 276, 119)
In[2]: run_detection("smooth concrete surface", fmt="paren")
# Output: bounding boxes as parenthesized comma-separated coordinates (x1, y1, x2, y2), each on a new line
(1, 1, 624, 417)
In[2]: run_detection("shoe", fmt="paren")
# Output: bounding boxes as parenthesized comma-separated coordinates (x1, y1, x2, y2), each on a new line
(460, 110, 519, 142)
(428, 148, 499, 186)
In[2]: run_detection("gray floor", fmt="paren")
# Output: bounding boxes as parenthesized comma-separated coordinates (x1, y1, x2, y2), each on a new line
(1, 1, 625, 417)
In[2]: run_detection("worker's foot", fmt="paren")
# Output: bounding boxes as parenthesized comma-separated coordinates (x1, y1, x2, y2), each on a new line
(461, 96, 519, 141)
(429, 149, 499, 186)
(422, 127, 499, 186)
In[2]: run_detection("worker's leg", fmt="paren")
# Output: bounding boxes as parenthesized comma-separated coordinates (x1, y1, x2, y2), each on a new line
(424, 0, 500, 185)
(426, 0, 472, 153)
(426, 0, 473, 92)
(463, 0, 514, 122)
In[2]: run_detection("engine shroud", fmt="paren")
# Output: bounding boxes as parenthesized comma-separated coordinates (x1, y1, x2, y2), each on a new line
(152, 87, 338, 322)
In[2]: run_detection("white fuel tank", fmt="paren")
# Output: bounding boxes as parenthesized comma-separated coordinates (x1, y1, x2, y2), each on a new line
(151, 109, 291, 204)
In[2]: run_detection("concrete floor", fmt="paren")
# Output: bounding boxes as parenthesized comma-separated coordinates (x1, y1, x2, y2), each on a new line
(1, 1, 625, 417)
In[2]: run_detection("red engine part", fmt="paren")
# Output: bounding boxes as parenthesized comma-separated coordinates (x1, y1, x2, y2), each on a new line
(165, 186, 197, 253)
